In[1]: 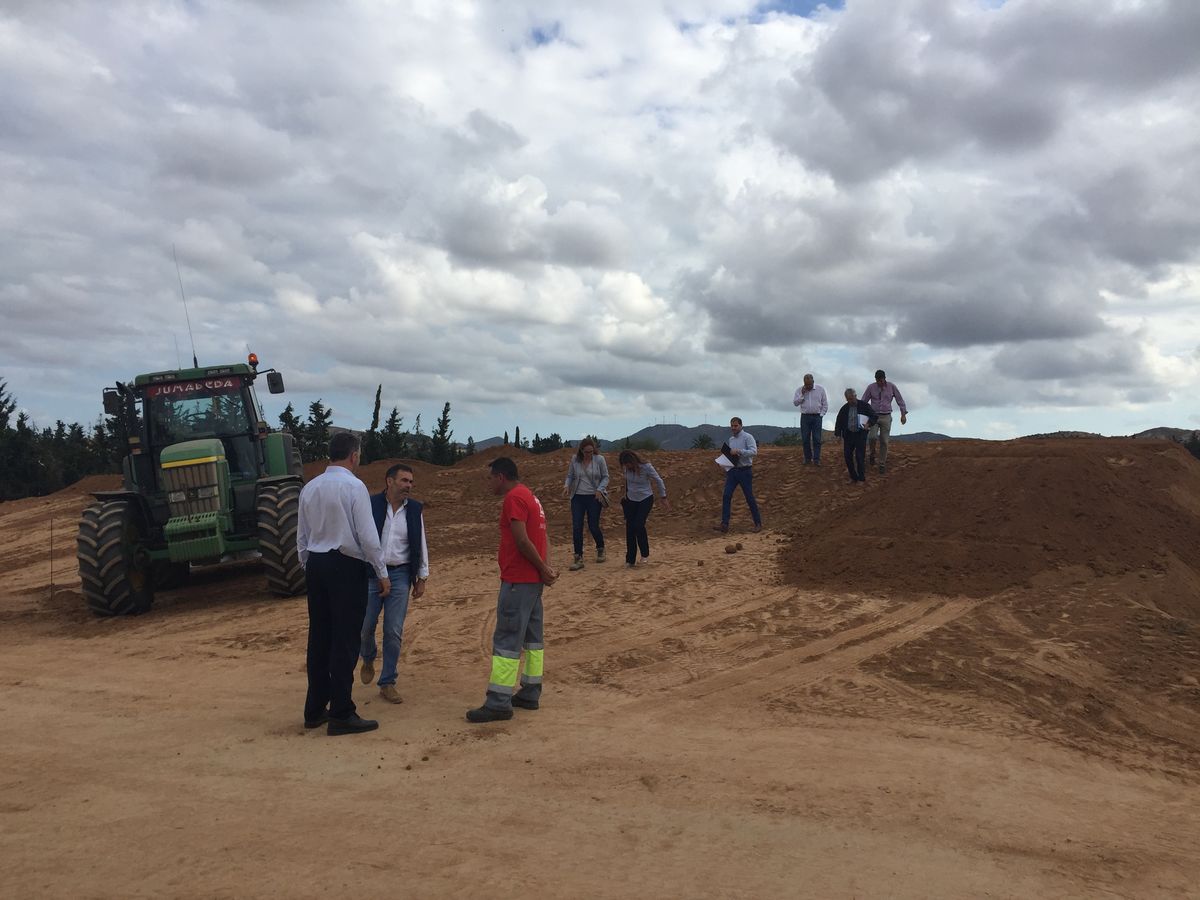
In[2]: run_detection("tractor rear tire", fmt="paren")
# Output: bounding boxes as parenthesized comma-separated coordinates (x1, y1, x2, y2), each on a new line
(257, 481, 306, 596)
(77, 500, 154, 616)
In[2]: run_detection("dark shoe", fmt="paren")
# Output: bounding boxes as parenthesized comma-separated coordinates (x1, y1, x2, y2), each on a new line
(596, 548, 606, 563)
(753, 523, 763, 533)
(712, 523, 728, 533)
(626, 561, 636, 568)
(511, 696, 540, 711)
(304, 712, 329, 729)
(360, 658, 375, 685)
(813, 460, 820, 466)
(868, 454, 876, 466)
(466, 705, 514, 723)
(327, 714, 379, 736)
(879, 464, 886, 474)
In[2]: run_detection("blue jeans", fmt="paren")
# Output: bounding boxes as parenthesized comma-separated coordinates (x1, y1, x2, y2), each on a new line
(721, 466, 761, 526)
(800, 413, 823, 463)
(570, 493, 604, 556)
(359, 564, 412, 687)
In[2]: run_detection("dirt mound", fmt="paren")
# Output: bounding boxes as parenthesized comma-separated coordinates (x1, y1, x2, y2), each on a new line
(783, 439, 1200, 605)
(66, 474, 123, 497)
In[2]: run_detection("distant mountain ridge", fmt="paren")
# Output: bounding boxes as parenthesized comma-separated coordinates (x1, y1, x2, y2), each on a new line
(474, 423, 955, 451)
(471, 424, 1197, 451)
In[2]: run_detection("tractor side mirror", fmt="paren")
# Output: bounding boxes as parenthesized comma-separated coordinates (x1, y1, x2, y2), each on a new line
(266, 372, 285, 394)
(103, 388, 122, 416)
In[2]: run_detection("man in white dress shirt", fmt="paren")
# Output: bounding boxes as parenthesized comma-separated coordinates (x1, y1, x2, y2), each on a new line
(359, 463, 429, 704)
(297, 432, 390, 736)
(792, 373, 829, 466)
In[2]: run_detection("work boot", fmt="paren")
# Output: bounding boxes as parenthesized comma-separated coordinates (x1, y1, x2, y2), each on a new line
(596, 547, 606, 563)
(569, 554, 585, 571)
(511, 696, 539, 711)
(712, 523, 729, 533)
(466, 705, 514, 723)
(359, 658, 375, 685)
(753, 523, 763, 533)
(879, 464, 886, 475)
(327, 714, 379, 736)
(379, 685, 403, 704)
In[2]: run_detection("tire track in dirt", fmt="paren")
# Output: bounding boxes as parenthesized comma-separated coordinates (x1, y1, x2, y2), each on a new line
(684, 596, 977, 701)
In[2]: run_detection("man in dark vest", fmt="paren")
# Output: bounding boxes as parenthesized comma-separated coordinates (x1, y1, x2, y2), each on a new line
(359, 463, 429, 704)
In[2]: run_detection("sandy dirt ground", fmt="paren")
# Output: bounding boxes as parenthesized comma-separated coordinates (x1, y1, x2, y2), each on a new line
(2, 440, 1199, 898)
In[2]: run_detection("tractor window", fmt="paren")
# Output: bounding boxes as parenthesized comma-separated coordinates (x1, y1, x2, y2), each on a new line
(144, 380, 259, 475)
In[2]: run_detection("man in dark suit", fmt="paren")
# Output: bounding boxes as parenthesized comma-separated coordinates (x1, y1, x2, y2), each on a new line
(833, 388, 878, 484)
(359, 463, 429, 704)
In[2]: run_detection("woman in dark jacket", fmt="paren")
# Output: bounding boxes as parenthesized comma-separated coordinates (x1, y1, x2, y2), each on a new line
(832, 388, 878, 483)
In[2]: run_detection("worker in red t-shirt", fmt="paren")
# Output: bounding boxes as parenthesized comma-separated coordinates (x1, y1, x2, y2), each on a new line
(467, 457, 559, 723)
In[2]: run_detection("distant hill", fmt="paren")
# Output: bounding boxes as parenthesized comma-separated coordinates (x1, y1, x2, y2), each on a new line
(612, 424, 959, 448)
(891, 431, 955, 442)
(1132, 427, 1199, 441)
(1021, 428, 1199, 441)
(1019, 430, 1105, 440)
(470, 425, 1195, 453)
(600, 423, 826, 450)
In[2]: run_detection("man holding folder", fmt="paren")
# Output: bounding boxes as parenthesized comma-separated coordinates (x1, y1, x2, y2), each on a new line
(714, 417, 762, 533)
(833, 389, 878, 484)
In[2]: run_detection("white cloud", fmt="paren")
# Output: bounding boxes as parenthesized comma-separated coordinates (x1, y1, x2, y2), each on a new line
(2, 0, 1199, 442)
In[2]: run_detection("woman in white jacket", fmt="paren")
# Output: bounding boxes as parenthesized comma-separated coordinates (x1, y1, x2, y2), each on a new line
(562, 437, 609, 570)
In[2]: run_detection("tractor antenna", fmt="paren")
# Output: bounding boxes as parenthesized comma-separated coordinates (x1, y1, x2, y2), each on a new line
(172, 243, 199, 368)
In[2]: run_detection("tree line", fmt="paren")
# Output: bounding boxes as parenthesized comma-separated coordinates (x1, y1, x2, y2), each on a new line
(0, 379, 128, 501)
(0, 374, 587, 500)
(7, 373, 1198, 501)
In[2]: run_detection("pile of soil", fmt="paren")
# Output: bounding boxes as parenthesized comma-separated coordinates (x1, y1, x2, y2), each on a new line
(782, 439, 1200, 603)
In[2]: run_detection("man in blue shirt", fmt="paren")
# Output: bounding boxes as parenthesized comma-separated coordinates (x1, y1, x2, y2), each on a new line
(714, 417, 762, 533)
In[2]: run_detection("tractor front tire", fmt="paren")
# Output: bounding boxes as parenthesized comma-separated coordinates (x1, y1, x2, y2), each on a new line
(77, 500, 154, 616)
(257, 481, 306, 596)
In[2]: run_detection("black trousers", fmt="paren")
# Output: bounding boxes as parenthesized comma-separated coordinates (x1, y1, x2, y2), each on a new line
(620, 495, 655, 564)
(842, 431, 868, 482)
(304, 550, 369, 721)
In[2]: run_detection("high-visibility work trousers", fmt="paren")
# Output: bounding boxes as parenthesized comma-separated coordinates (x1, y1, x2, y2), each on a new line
(484, 581, 544, 711)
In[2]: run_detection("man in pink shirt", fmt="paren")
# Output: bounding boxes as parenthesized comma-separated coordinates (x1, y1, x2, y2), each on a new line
(862, 369, 909, 475)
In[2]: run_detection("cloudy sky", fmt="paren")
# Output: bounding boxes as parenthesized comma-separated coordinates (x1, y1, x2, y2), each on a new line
(4, 0, 1199, 444)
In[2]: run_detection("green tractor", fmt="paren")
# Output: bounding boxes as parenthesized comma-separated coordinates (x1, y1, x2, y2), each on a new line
(76, 354, 306, 616)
